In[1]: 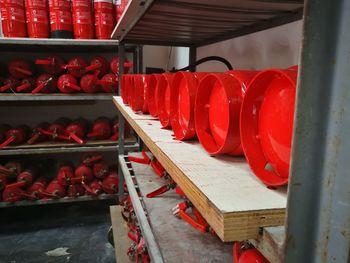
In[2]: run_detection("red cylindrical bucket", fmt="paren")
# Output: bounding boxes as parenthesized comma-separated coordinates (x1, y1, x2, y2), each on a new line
(0, 0, 27, 37)
(115, 0, 127, 22)
(72, 0, 94, 39)
(94, 0, 115, 39)
(48, 0, 73, 38)
(156, 74, 174, 128)
(195, 70, 258, 156)
(130, 74, 144, 112)
(170, 72, 207, 141)
(147, 74, 162, 117)
(25, 0, 49, 38)
(240, 69, 298, 187)
(141, 74, 151, 113)
(126, 74, 135, 107)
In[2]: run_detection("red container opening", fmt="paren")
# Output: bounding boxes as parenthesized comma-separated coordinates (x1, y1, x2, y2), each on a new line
(240, 69, 298, 186)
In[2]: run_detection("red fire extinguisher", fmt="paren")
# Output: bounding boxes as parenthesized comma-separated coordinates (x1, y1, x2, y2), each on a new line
(87, 117, 112, 140)
(80, 74, 102, 93)
(8, 59, 33, 79)
(94, 0, 115, 39)
(63, 57, 88, 78)
(102, 171, 118, 194)
(15, 77, 36, 93)
(1, 160, 23, 180)
(73, 165, 94, 183)
(25, 0, 50, 38)
(27, 122, 49, 144)
(72, 0, 94, 39)
(0, 77, 19, 92)
(57, 74, 81, 93)
(100, 73, 118, 93)
(0, 125, 29, 148)
(0, 0, 27, 37)
(48, 0, 73, 38)
(27, 177, 48, 199)
(35, 55, 65, 75)
(85, 56, 109, 77)
(56, 162, 75, 187)
(110, 56, 132, 74)
(82, 153, 103, 166)
(44, 179, 66, 198)
(32, 73, 57, 94)
(63, 118, 87, 144)
(39, 117, 70, 141)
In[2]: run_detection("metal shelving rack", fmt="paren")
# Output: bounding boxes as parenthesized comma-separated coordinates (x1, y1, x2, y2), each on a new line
(0, 38, 141, 207)
(113, 0, 350, 262)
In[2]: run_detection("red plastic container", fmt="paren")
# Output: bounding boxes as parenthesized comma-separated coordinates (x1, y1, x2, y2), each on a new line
(130, 74, 144, 112)
(240, 69, 298, 187)
(15, 77, 36, 92)
(72, 0, 94, 39)
(147, 74, 162, 117)
(35, 55, 65, 75)
(25, 0, 49, 38)
(94, 0, 115, 39)
(48, 0, 73, 38)
(170, 72, 207, 141)
(0, 0, 26, 37)
(115, 0, 127, 22)
(156, 74, 174, 128)
(194, 70, 257, 156)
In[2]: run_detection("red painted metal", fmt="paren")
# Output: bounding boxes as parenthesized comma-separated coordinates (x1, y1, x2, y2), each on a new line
(56, 163, 75, 186)
(240, 69, 298, 186)
(0, 0, 27, 37)
(147, 74, 162, 117)
(67, 184, 85, 197)
(2, 160, 23, 180)
(15, 77, 36, 93)
(85, 56, 109, 78)
(110, 56, 132, 74)
(82, 153, 103, 166)
(233, 242, 269, 263)
(100, 73, 118, 93)
(84, 180, 103, 195)
(8, 59, 33, 79)
(0, 77, 19, 92)
(2, 185, 25, 202)
(35, 55, 64, 75)
(194, 71, 257, 156)
(57, 74, 81, 93)
(63, 57, 87, 78)
(32, 73, 57, 94)
(94, 0, 115, 39)
(27, 177, 48, 199)
(80, 74, 102, 93)
(40, 117, 70, 141)
(170, 72, 207, 141)
(72, 0, 94, 39)
(44, 179, 66, 198)
(48, 0, 73, 38)
(25, 0, 49, 38)
(0, 125, 28, 148)
(93, 163, 109, 179)
(87, 117, 112, 139)
(156, 74, 174, 128)
(101, 171, 118, 194)
(63, 118, 87, 144)
(73, 165, 94, 183)
(27, 122, 49, 144)
(16, 167, 37, 188)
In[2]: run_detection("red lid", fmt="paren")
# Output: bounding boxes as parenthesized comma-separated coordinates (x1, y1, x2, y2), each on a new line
(147, 74, 162, 117)
(240, 69, 298, 186)
(170, 71, 202, 140)
(156, 74, 174, 128)
(195, 71, 255, 156)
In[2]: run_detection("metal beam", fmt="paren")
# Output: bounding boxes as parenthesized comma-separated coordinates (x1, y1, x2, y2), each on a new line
(189, 46, 197, 72)
(285, 0, 350, 262)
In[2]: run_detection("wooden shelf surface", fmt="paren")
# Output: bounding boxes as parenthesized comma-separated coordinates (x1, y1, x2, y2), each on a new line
(113, 96, 287, 242)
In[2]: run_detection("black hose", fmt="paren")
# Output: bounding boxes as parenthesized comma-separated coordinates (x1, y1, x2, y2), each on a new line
(170, 56, 233, 72)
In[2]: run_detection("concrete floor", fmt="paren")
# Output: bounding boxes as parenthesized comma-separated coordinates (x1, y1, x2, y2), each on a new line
(0, 201, 116, 263)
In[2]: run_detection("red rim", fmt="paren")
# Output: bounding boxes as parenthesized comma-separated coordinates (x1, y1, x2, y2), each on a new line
(170, 72, 202, 140)
(240, 69, 298, 186)
(195, 73, 243, 155)
(147, 74, 162, 117)
(156, 74, 174, 128)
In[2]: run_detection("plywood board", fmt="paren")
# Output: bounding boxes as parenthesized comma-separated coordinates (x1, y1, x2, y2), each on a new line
(114, 96, 287, 242)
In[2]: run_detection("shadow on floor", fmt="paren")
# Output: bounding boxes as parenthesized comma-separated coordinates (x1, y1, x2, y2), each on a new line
(0, 200, 116, 263)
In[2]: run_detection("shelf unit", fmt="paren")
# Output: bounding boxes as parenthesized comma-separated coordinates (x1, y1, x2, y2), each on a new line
(112, 0, 350, 262)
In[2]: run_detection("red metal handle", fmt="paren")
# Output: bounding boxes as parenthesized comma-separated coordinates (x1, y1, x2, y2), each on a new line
(32, 81, 48, 94)
(178, 209, 207, 233)
(146, 185, 170, 198)
(27, 134, 40, 144)
(86, 131, 101, 138)
(35, 59, 52, 65)
(96, 79, 111, 85)
(83, 155, 103, 165)
(124, 62, 133, 68)
(6, 181, 26, 190)
(150, 160, 165, 177)
(16, 83, 31, 92)
(0, 136, 15, 148)
(85, 63, 101, 72)
(110, 132, 119, 141)
(65, 82, 81, 91)
(0, 84, 11, 92)
(128, 151, 151, 165)
(62, 64, 81, 69)
(69, 133, 84, 144)
(13, 66, 32, 76)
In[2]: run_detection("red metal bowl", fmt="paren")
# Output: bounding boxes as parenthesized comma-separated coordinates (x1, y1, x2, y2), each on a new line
(240, 69, 298, 186)
(147, 74, 162, 117)
(195, 71, 257, 156)
(170, 72, 204, 140)
(156, 74, 174, 128)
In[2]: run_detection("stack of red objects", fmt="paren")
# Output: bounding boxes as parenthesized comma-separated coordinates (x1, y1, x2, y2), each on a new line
(0, 0, 129, 39)
(0, 56, 134, 94)
(0, 116, 125, 149)
(121, 65, 298, 188)
(0, 154, 119, 203)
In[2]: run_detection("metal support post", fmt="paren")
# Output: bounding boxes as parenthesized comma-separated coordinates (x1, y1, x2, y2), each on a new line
(189, 46, 197, 72)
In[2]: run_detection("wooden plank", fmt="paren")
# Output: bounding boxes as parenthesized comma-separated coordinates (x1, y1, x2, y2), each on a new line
(110, 205, 132, 263)
(113, 96, 287, 242)
(131, 156, 233, 263)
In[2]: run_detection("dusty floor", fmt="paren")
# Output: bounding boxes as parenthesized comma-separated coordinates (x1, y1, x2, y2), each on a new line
(0, 200, 116, 263)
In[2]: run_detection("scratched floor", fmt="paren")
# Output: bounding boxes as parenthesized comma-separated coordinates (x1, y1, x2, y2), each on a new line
(0, 201, 116, 263)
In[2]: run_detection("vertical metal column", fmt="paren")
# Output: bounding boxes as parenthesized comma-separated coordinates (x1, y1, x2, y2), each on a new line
(137, 45, 143, 74)
(189, 46, 197, 72)
(117, 42, 126, 198)
(285, 0, 350, 262)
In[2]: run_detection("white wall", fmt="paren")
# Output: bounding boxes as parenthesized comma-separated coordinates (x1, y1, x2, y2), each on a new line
(161, 21, 303, 73)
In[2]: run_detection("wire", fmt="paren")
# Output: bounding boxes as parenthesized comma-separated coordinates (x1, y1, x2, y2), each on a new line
(170, 56, 233, 72)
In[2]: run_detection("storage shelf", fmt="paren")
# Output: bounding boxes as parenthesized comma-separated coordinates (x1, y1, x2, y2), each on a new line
(0, 193, 117, 208)
(113, 96, 287, 242)
(0, 139, 138, 155)
(0, 93, 115, 101)
(0, 38, 137, 52)
(112, 0, 304, 47)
